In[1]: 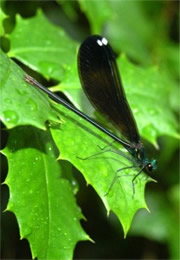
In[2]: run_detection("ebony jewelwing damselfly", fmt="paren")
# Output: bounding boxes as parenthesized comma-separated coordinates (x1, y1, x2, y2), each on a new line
(25, 35, 157, 196)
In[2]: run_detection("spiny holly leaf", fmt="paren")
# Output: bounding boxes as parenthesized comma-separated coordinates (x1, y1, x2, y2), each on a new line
(57, 55, 179, 146)
(2, 36, 178, 237)
(2, 126, 89, 259)
(5, 5, 178, 144)
(0, 50, 58, 129)
(117, 56, 179, 145)
(8, 10, 78, 80)
(50, 102, 151, 235)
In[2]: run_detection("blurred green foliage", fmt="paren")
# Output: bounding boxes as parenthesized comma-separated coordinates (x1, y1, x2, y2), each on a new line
(0, 1, 179, 259)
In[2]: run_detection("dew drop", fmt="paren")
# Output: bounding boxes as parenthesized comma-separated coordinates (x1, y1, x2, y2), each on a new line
(27, 99, 37, 111)
(4, 110, 19, 124)
(149, 108, 156, 115)
(23, 225, 32, 237)
(133, 108, 139, 114)
(48, 67, 53, 74)
(4, 98, 11, 104)
(16, 88, 28, 95)
(72, 180, 76, 186)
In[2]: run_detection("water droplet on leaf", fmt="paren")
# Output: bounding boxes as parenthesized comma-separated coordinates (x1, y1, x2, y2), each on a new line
(4, 110, 19, 124)
(4, 98, 11, 104)
(27, 99, 37, 111)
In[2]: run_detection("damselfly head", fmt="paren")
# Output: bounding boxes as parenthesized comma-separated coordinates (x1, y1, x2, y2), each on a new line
(146, 159, 157, 172)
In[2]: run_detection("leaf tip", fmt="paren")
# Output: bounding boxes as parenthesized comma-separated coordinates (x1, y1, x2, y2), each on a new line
(123, 232, 128, 239)
(57, 155, 61, 160)
(153, 141, 159, 150)
(146, 206, 151, 213)
(102, 196, 110, 213)
(1, 179, 7, 185)
(5, 205, 12, 212)
(88, 236, 95, 243)
(2, 208, 8, 213)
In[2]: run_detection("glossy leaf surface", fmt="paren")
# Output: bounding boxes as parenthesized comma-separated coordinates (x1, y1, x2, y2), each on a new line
(8, 10, 78, 80)
(50, 102, 151, 235)
(3, 126, 89, 259)
(0, 50, 58, 129)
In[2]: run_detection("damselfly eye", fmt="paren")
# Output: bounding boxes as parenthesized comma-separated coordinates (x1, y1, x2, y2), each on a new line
(147, 163, 153, 172)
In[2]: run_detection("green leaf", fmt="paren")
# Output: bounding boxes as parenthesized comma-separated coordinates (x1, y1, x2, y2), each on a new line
(117, 56, 179, 145)
(0, 8, 7, 36)
(2, 126, 89, 259)
(8, 10, 78, 80)
(160, 42, 180, 79)
(58, 1, 79, 21)
(50, 102, 151, 235)
(2, 24, 178, 238)
(78, 0, 111, 33)
(54, 61, 93, 115)
(55, 61, 83, 109)
(0, 49, 58, 129)
(105, 0, 154, 64)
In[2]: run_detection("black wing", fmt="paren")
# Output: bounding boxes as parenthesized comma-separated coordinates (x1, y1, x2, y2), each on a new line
(78, 35, 140, 144)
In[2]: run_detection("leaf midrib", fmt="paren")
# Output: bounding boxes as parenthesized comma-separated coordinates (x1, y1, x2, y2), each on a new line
(35, 132, 51, 257)
(9, 47, 66, 56)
